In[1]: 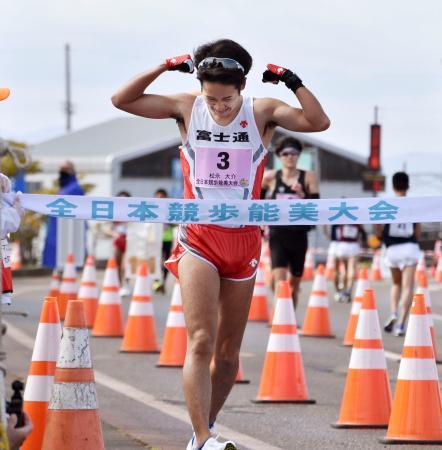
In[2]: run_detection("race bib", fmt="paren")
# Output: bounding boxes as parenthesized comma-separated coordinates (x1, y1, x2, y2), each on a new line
(342, 225, 358, 239)
(1, 239, 11, 268)
(276, 193, 301, 200)
(389, 223, 413, 238)
(194, 147, 252, 188)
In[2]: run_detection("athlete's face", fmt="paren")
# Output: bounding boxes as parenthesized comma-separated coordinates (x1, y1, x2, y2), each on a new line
(201, 82, 242, 121)
(279, 149, 300, 169)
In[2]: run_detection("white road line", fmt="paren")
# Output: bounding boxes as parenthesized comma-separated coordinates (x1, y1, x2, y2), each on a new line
(429, 285, 442, 293)
(384, 350, 401, 362)
(12, 286, 47, 298)
(5, 321, 281, 450)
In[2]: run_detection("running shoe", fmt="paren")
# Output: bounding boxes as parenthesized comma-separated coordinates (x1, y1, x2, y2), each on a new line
(187, 423, 217, 450)
(200, 437, 237, 450)
(152, 279, 165, 293)
(342, 291, 352, 303)
(383, 314, 397, 333)
(334, 292, 342, 303)
(394, 324, 406, 337)
(119, 285, 131, 297)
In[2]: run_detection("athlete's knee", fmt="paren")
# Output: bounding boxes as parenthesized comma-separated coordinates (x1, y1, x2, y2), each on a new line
(213, 353, 239, 375)
(188, 329, 215, 359)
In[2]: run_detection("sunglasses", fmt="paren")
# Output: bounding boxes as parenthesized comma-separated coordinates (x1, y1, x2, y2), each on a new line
(197, 57, 245, 72)
(279, 150, 300, 157)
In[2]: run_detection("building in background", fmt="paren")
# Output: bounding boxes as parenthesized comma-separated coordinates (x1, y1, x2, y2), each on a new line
(28, 116, 372, 256)
(29, 116, 368, 199)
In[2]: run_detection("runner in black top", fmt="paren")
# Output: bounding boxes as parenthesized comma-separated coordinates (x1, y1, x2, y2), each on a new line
(262, 136, 319, 309)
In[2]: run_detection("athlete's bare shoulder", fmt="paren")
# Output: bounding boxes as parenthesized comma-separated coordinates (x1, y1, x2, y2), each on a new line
(253, 97, 280, 119)
(173, 92, 199, 123)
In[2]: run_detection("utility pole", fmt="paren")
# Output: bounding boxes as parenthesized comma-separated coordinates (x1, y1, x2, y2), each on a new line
(65, 43, 73, 132)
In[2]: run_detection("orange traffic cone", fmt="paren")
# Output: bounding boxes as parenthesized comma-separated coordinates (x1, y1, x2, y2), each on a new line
(10, 241, 22, 270)
(58, 253, 78, 320)
(415, 252, 426, 282)
(301, 264, 334, 338)
(121, 262, 159, 352)
(369, 250, 383, 282)
(235, 358, 250, 384)
(157, 281, 187, 367)
(342, 267, 370, 346)
(416, 273, 441, 364)
(325, 250, 335, 281)
(92, 257, 124, 337)
(48, 270, 60, 299)
(261, 242, 272, 287)
(435, 256, 442, 282)
(41, 300, 105, 450)
(22, 297, 61, 450)
(380, 294, 442, 444)
(332, 289, 391, 428)
(254, 280, 315, 403)
(78, 255, 99, 328)
(302, 248, 314, 281)
(248, 261, 270, 322)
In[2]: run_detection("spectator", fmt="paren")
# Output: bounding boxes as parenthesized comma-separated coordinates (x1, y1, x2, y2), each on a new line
(106, 191, 131, 296)
(42, 161, 84, 269)
(153, 188, 174, 293)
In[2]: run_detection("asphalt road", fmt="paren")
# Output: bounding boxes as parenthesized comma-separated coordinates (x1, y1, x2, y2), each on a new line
(4, 272, 442, 450)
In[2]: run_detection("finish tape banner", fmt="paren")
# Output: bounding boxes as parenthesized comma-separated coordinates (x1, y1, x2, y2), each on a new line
(15, 193, 442, 226)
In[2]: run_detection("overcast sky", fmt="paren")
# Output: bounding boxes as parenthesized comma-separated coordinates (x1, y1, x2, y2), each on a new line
(1, 0, 442, 194)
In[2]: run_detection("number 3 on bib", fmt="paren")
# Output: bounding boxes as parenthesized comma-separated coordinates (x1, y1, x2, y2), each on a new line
(195, 147, 252, 188)
(217, 152, 230, 170)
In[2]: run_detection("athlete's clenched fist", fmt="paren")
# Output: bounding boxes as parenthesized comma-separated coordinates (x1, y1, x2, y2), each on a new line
(165, 54, 194, 73)
(262, 64, 304, 93)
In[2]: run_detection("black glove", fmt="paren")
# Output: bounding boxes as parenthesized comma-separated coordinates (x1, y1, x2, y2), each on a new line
(165, 54, 194, 73)
(262, 64, 304, 93)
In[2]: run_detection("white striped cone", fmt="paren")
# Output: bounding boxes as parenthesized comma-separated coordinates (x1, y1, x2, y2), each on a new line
(261, 241, 272, 286)
(435, 256, 442, 282)
(343, 268, 371, 346)
(92, 258, 124, 337)
(301, 265, 334, 337)
(416, 274, 441, 363)
(370, 251, 383, 281)
(381, 294, 442, 443)
(325, 251, 335, 280)
(42, 300, 104, 449)
(255, 280, 314, 403)
(311, 264, 327, 293)
(302, 248, 315, 281)
(121, 262, 159, 352)
(415, 252, 427, 281)
(48, 270, 60, 298)
(157, 281, 187, 366)
(23, 297, 62, 450)
(78, 255, 99, 328)
(334, 289, 391, 428)
(58, 254, 78, 320)
(248, 262, 270, 321)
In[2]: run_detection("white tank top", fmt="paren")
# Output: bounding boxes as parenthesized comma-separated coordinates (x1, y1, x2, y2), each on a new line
(180, 95, 268, 200)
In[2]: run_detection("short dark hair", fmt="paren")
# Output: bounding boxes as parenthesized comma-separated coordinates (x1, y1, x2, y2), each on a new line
(274, 136, 303, 156)
(116, 190, 131, 197)
(155, 188, 168, 197)
(392, 172, 409, 191)
(194, 39, 252, 91)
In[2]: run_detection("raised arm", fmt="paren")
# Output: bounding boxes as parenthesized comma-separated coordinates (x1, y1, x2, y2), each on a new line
(111, 55, 194, 120)
(260, 63, 330, 132)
